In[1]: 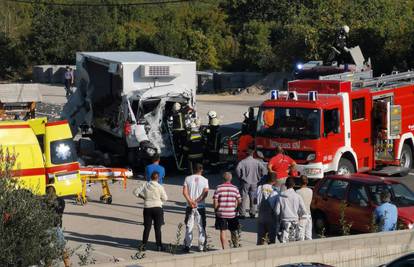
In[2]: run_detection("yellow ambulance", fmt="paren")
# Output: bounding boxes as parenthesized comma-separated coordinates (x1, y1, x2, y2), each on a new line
(0, 117, 82, 196)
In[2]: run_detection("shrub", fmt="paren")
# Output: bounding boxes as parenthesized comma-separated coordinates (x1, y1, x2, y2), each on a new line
(0, 148, 64, 266)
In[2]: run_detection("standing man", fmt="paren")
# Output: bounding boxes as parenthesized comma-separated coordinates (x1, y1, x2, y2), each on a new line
(236, 147, 267, 219)
(63, 66, 74, 97)
(268, 146, 296, 190)
(256, 175, 279, 245)
(213, 172, 242, 249)
(296, 175, 313, 240)
(276, 177, 306, 243)
(375, 191, 398, 232)
(182, 163, 209, 252)
(205, 110, 221, 167)
(145, 155, 165, 185)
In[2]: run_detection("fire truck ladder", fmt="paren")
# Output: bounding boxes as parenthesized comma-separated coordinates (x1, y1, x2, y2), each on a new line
(353, 70, 414, 89)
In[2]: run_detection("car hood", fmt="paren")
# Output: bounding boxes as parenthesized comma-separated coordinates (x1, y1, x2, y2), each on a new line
(398, 206, 414, 223)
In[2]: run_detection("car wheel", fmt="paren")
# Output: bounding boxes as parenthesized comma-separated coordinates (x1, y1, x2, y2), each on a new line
(337, 158, 355, 175)
(400, 144, 413, 169)
(313, 212, 328, 236)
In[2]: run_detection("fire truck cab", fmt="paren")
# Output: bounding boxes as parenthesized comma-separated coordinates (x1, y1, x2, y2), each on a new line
(255, 71, 414, 179)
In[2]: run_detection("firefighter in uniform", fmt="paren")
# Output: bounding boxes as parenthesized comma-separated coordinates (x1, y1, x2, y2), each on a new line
(170, 102, 187, 169)
(205, 110, 221, 167)
(182, 122, 205, 173)
(327, 25, 350, 68)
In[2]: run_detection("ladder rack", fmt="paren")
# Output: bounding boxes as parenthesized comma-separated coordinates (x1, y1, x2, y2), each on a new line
(352, 70, 414, 89)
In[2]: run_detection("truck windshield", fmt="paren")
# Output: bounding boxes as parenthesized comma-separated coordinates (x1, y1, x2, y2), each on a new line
(256, 107, 321, 139)
(50, 138, 78, 165)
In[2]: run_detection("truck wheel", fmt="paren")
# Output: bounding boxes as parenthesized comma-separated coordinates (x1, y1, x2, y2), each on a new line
(337, 158, 355, 175)
(400, 144, 413, 169)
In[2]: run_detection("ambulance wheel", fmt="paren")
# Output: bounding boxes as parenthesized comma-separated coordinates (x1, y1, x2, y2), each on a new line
(400, 144, 413, 169)
(336, 158, 355, 175)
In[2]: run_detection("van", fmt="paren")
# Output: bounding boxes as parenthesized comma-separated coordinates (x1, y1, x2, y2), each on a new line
(0, 118, 81, 196)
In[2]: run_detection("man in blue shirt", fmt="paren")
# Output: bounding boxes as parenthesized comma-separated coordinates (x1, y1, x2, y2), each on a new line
(375, 191, 398, 231)
(145, 155, 165, 185)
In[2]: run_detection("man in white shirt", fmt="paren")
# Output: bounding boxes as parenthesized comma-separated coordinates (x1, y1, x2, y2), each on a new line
(296, 175, 313, 240)
(182, 163, 209, 252)
(276, 177, 306, 243)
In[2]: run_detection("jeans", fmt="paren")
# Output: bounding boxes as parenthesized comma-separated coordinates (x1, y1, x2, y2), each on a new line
(184, 207, 206, 250)
(298, 215, 313, 240)
(142, 207, 164, 247)
(281, 220, 299, 243)
(240, 182, 257, 216)
(257, 221, 277, 245)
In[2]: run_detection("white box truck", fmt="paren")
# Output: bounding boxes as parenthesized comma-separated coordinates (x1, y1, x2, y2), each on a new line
(62, 51, 197, 166)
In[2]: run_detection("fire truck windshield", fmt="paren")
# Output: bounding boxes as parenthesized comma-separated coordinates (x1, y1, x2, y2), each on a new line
(256, 107, 321, 139)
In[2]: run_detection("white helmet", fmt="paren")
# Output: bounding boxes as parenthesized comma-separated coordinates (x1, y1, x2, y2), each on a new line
(342, 25, 350, 34)
(190, 122, 197, 129)
(210, 118, 219, 126)
(172, 102, 181, 111)
(207, 110, 217, 119)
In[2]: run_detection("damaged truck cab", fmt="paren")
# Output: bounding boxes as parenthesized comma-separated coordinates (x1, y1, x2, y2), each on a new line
(62, 52, 197, 166)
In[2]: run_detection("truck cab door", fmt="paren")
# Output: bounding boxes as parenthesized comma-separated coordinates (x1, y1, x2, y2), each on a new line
(350, 93, 373, 170)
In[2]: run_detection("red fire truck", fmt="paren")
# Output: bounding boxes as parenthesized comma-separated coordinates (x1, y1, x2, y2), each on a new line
(254, 71, 414, 179)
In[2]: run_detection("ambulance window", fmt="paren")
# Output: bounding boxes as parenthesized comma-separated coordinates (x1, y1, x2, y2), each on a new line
(50, 138, 77, 164)
(352, 98, 365, 121)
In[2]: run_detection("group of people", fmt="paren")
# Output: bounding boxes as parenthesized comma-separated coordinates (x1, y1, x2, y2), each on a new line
(169, 106, 221, 172)
(133, 159, 240, 251)
(236, 145, 312, 244)
(133, 144, 313, 252)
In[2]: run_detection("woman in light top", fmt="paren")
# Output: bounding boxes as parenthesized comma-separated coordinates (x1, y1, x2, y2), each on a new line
(133, 171, 168, 251)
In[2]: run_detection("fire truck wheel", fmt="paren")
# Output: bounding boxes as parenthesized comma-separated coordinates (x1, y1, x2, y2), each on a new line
(337, 158, 355, 175)
(400, 144, 413, 169)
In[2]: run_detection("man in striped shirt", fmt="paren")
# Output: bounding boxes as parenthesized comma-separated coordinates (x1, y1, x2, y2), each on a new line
(213, 172, 242, 249)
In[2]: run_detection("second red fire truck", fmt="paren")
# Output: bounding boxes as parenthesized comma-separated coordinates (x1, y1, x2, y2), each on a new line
(254, 71, 414, 179)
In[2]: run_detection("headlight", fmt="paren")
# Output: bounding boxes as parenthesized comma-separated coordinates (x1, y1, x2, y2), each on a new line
(306, 153, 316, 161)
(296, 63, 304, 70)
(408, 223, 413, 229)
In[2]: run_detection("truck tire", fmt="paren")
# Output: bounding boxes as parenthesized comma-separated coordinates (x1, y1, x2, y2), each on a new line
(336, 158, 355, 175)
(400, 144, 413, 169)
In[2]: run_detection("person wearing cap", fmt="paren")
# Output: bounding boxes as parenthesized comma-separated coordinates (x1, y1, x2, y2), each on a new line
(268, 146, 296, 190)
(374, 191, 397, 232)
(296, 175, 313, 240)
(236, 147, 267, 219)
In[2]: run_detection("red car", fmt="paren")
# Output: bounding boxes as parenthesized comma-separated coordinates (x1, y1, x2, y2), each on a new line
(311, 174, 414, 234)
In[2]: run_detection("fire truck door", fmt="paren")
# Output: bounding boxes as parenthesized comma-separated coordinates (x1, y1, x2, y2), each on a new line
(350, 94, 373, 170)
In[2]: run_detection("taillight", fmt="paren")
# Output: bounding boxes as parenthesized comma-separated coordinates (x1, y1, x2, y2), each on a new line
(124, 122, 132, 136)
